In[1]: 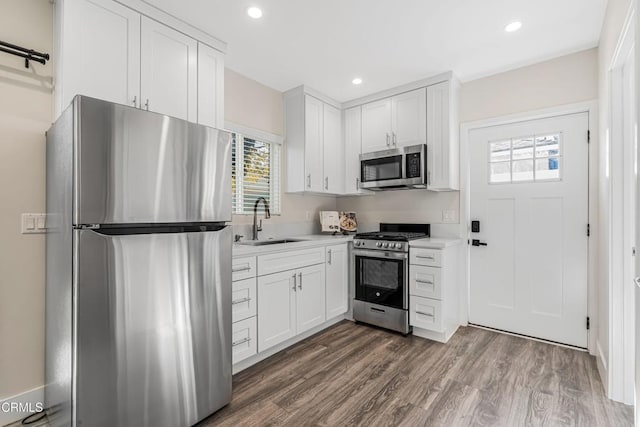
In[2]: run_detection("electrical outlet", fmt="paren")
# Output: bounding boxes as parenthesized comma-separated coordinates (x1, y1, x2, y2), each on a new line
(442, 210, 457, 223)
(22, 213, 47, 234)
(305, 211, 312, 221)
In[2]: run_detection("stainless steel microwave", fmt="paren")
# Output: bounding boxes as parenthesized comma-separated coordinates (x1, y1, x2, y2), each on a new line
(359, 144, 427, 190)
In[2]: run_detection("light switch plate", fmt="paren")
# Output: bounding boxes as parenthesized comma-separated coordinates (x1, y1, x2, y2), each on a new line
(22, 213, 46, 234)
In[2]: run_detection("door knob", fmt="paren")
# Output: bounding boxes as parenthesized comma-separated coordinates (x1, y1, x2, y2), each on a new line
(635, 276, 640, 288)
(471, 239, 488, 247)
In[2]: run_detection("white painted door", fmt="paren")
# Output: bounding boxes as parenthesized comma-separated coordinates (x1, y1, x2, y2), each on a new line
(60, 0, 140, 112)
(296, 264, 326, 334)
(361, 98, 392, 153)
(196, 42, 224, 128)
(391, 88, 427, 148)
(469, 113, 589, 348)
(325, 244, 349, 319)
(257, 270, 296, 352)
(344, 106, 363, 194)
(323, 103, 344, 193)
(140, 17, 197, 121)
(304, 95, 324, 192)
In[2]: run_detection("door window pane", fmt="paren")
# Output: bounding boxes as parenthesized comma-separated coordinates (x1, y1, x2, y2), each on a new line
(512, 137, 534, 159)
(490, 140, 511, 162)
(490, 162, 511, 183)
(535, 157, 561, 180)
(512, 160, 534, 182)
(535, 134, 560, 157)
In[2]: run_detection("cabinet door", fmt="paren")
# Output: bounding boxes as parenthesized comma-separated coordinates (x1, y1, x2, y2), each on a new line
(197, 43, 224, 128)
(296, 264, 326, 334)
(140, 17, 197, 121)
(304, 96, 324, 192)
(361, 98, 392, 153)
(322, 103, 344, 194)
(427, 81, 459, 190)
(59, 0, 140, 113)
(232, 277, 257, 323)
(391, 88, 427, 148)
(344, 107, 363, 194)
(257, 270, 296, 352)
(325, 244, 349, 319)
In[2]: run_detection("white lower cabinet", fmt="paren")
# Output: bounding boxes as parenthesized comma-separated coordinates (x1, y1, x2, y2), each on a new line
(258, 263, 326, 352)
(408, 244, 459, 343)
(232, 317, 257, 365)
(325, 244, 349, 318)
(232, 277, 257, 323)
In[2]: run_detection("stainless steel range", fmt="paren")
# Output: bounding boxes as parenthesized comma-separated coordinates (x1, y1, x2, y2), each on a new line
(352, 223, 430, 334)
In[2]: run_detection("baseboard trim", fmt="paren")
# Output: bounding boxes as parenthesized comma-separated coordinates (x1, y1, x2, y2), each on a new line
(0, 386, 44, 427)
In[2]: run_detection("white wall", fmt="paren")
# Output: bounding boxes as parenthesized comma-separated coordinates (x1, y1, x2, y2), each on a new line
(596, 0, 634, 400)
(0, 0, 53, 404)
(224, 69, 337, 237)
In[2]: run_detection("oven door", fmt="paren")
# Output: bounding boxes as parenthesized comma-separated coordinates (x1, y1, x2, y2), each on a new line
(354, 249, 408, 309)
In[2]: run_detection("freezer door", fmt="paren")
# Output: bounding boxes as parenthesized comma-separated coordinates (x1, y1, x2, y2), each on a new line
(73, 96, 232, 224)
(74, 226, 232, 427)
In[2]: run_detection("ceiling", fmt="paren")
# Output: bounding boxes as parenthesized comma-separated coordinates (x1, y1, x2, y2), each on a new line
(142, 0, 607, 102)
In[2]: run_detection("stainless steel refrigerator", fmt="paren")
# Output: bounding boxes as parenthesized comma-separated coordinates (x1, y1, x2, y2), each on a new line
(45, 96, 233, 427)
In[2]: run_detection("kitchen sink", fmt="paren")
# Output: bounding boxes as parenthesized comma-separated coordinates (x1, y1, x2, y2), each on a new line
(236, 238, 306, 246)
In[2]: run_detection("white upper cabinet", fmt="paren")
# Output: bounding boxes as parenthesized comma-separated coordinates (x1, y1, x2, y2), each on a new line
(304, 95, 325, 192)
(392, 88, 427, 147)
(343, 106, 365, 194)
(54, 0, 224, 124)
(426, 80, 460, 191)
(140, 17, 198, 122)
(284, 87, 343, 195)
(197, 42, 224, 128)
(361, 98, 392, 153)
(322, 103, 344, 194)
(57, 0, 140, 113)
(361, 88, 426, 153)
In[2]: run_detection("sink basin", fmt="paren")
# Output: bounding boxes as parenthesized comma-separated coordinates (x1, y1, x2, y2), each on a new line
(236, 238, 305, 246)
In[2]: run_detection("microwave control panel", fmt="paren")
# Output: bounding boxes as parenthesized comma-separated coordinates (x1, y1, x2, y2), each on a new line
(406, 153, 421, 178)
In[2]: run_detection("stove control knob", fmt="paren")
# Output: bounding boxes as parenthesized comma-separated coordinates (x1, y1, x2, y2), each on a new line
(382, 242, 389, 248)
(376, 242, 382, 248)
(395, 243, 402, 249)
(354, 240, 360, 246)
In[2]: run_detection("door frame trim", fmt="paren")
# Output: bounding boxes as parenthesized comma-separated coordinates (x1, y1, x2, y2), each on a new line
(459, 100, 598, 356)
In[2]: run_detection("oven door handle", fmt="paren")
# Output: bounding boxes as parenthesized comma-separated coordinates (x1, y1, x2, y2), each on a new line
(353, 249, 408, 260)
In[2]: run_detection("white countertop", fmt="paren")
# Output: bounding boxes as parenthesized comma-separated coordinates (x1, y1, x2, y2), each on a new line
(233, 234, 353, 257)
(409, 237, 463, 249)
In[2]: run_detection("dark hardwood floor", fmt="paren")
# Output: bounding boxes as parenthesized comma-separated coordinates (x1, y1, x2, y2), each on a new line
(200, 320, 633, 427)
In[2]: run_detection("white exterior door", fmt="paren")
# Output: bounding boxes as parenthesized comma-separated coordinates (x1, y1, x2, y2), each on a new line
(140, 17, 197, 121)
(325, 244, 349, 319)
(391, 88, 426, 148)
(296, 264, 326, 334)
(257, 270, 296, 352)
(469, 112, 589, 348)
(361, 98, 392, 153)
(60, 0, 140, 112)
(304, 95, 324, 192)
(322, 103, 343, 193)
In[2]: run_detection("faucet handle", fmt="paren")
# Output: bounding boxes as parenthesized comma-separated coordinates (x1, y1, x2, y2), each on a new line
(234, 234, 243, 243)
(257, 219, 263, 232)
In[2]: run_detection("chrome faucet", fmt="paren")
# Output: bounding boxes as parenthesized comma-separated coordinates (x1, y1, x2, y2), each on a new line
(252, 197, 271, 240)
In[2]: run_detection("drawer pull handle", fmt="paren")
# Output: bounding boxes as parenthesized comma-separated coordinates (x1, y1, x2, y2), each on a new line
(232, 297, 252, 305)
(232, 265, 252, 273)
(232, 337, 251, 347)
(416, 255, 435, 260)
(416, 279, 434, 285)
(415, 311, 434, 318)
(370, 307, 386, 313)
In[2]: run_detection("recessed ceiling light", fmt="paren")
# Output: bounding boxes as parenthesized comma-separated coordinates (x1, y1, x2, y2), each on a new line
(247, 7, 263, 19)
(505, 21, 522, 32)
(352, 78, 363, 85)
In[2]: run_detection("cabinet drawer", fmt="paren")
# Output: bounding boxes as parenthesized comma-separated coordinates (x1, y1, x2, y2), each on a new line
(232, 317, 257, 365)
(409, 296, 443, 332)
(258, 247, 325, 276)
(232, 256, 256, 281)
(409, 265, 442, 299)
(410, 248, 442, 267)
(232, 278, 257, 323)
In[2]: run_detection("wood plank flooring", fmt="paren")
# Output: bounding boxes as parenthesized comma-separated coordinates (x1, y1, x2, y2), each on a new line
(200, 320, 633, 427)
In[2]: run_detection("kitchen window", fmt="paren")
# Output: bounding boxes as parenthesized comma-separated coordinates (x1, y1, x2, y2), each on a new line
(232, 133, 281, 214)
(489, 133, 562, 184)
